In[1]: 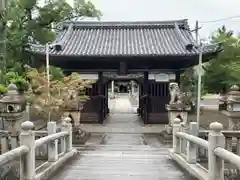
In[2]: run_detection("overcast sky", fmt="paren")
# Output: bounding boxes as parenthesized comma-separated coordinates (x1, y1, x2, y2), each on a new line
(67, 0, 240, 40)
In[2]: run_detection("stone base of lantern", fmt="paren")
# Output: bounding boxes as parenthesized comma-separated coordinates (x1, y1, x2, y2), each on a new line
(159, 104, 191, 144)
(72, 126, 91, 145)
(221, 110, 240, 130)
(165, 104, 191, 126)
(158, 125, 174, 144)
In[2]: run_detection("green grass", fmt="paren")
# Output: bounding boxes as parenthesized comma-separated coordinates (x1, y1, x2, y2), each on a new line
(202, 94, 219, 99)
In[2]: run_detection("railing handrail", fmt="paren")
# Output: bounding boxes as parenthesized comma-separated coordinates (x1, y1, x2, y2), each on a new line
(35, 131, 69, 148)
(0, 117, 74, 180)
(199, 130, 240, 137)
(214, 147, 240, 169)
(175, 132, 209, 149)
(0, 145, 29, 166)
(171, 119, 239, 180)
(0, 130, 8, 134)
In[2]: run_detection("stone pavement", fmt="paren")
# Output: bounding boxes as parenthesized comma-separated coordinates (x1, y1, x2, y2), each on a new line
(47, 95, 195, 180)
(50, 133, 193, 180)
(110, 94, 134, 113)
(81, 95, 165, 133)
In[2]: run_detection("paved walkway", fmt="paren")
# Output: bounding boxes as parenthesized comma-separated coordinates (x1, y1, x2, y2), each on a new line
(48, 94, 194, 180)
(81, 95, 165, 133)
(111, 94, 134, 114)
(50, 133, 193, 180)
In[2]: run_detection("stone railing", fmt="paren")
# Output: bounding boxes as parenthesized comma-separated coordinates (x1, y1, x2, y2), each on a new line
(0, 117, 76, 180)
(0, 128, 61, 159)
(169, 118, 240, 180)
(34, 128, 62, 159)
(198, 130, 240, 159)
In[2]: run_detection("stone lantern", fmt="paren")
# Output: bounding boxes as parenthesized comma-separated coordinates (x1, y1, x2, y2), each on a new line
(221, 85, 240, 130)
(0, 83, 26, 147)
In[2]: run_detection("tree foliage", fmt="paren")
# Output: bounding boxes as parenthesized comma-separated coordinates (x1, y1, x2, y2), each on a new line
(203, 26, 240, 93)
(25, 65, 95, 121)
(1, 0, 101, 75)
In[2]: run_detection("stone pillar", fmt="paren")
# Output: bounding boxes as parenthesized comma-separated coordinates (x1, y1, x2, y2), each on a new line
(19, 121, 35, 180)
(131, 81, 134, 94)
(159, 104, 190, 143)
(208, 122, 225, 180)
(220, 85, 240, 130)
(165, 104, 191, 134)
(173, 118, 181, 153)
(26, 102, 30, 121)
(61, 117, 72, 151)
(186, 122, 198, 164)
(111, 80, 114, 97)
(47, 122, 58, 162)
(1, 134, 8, 153)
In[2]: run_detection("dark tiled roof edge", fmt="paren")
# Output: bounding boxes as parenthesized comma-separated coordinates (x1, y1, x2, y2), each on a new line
(59, 19, 190, 30)
(28, 19, 220, 57)
(53, 19, 192, 53)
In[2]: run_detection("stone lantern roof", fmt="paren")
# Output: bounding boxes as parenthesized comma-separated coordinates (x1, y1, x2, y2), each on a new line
(226, 85, 240, 103)
(0, 84, 26, 105)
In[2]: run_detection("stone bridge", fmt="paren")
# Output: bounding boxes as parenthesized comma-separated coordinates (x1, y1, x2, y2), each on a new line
(1, 115, 240, 180)
(1, 94, 240, 180)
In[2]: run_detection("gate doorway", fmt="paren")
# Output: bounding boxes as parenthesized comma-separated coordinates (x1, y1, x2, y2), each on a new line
(107, 78, 139, 115)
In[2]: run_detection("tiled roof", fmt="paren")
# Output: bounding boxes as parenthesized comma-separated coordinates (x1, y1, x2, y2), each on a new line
(30, 19, 218, 57)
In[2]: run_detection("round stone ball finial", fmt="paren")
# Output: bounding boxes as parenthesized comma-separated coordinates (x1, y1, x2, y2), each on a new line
(21, 121, 34, 131)
(174, 118, 181, 124)
(63, 117, 72, 124)
(230, 85, 240, 91)
(210, 121, 223, 132)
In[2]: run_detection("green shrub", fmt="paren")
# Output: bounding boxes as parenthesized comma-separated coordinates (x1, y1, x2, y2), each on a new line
(0, 84, 7, 94)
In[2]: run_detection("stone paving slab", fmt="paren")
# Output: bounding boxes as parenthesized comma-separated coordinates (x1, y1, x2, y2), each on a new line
(82, 96, 165, 133)
(50, 133, 193, 180)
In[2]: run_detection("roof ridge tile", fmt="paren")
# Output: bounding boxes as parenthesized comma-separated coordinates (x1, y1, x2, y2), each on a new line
(62, 19, 189, 30)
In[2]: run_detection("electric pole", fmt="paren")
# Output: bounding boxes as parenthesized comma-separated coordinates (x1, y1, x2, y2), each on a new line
(0, 0, 7, 83)
(195, 20, 203, 128)
(193, 21, 200, 115)
(195, 21, 199, 45)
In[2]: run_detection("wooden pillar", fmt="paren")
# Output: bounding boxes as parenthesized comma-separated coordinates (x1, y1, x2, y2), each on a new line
(138, 81, 142, 116)
(98, 72, 104, 124)
(143, 71, 149, 124)
(175, 71, 181, 85)
(104, 82, 108, 117)
(103, 80, 108, 119)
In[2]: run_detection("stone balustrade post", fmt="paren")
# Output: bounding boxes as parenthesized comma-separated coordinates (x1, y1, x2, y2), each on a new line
(60, 136, 66, 154)
(208, 122, 225, 180)
(19, 121, 35, 180)
(173, 118, 181, 153)
(1, 134, 8, 153)
(61, 117, 72, 151)
(186, 122, 198, 164)
(47, 121, 58, 162)
(180, 122, 188, 155)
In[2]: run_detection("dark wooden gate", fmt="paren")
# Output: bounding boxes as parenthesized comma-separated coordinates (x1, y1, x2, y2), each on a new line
(80, 76, 108, 124)
(147, 81, 169, 124)
(80, 82, 101, 123)
(139, 79, 169, 124)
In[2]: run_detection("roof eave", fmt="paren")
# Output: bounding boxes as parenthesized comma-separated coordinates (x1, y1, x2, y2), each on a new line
(28, 50, 218, 59)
